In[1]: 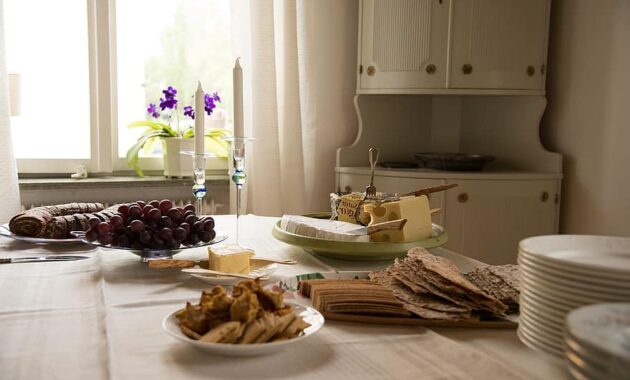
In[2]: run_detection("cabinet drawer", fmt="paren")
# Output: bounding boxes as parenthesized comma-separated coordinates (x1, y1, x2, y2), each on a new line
(444, 179, 559, 264)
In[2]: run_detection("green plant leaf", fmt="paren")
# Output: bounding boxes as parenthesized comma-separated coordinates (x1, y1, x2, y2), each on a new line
(128, 120, 178, 137)
(178, 128, 231, 157)
(126, 130, 171, 177)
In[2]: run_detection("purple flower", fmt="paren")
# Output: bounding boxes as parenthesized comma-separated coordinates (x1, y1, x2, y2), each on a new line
(212, 92, 221, 103)
(159, 86, 178, 110)
(146, 103, 160, 118)
(183, 105, 195, 119)
(204, 93, 217, 115)
(162, 86, 177, 99)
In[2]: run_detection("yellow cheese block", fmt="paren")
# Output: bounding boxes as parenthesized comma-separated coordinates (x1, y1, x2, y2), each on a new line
(208, 245, 254, 274)
(363, 195, 432, 243)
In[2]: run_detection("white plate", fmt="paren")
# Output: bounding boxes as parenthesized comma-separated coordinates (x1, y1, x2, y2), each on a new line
(521, 265, 630, 298)
(518, 254, 630, 290)
(520, 269, 630, 302)
(517, 325, 564, 358)
(518, 311, 564, 343)
(520, 291, 568, 322)
(519, 298, 564, 331)
(520, 275, 607, 306)
(0, 224, 81, 244)
(566, 303, 630, 361)
(190, 264, 278, 285)
(162, 302, 325, 356)
(519, 235, 630, 278)
(518, 314, 564, 349)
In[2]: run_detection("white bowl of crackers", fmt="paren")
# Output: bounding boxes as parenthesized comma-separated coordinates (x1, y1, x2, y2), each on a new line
(162, 279, 324, 356)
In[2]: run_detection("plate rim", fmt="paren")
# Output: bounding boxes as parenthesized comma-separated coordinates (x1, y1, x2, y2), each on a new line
(71, 230, 228, 256)
(518, 249, 630, 281)
(272, 213, 448, 260)
(517, 254, 630, 289)
(519, 235, 630, 276)
(0, 223, 81, 244)
(519, 269, 630, 301)
(162, 301, 325, 354)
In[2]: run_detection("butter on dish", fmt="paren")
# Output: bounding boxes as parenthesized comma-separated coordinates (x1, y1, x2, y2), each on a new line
(208, 245, 254, 274)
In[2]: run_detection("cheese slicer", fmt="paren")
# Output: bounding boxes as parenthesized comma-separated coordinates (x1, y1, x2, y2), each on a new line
(347, 218, 407, 236)
(181, 268, 268, 280)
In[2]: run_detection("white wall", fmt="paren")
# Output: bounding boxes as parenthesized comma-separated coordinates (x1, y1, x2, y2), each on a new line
(541, 0, 630, 235)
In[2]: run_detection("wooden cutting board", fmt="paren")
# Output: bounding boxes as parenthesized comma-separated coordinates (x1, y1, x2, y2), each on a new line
(321, 311, 517, 329)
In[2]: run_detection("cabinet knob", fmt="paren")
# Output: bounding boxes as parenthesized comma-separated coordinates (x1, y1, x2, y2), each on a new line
(367, 66, 376, 76)
(462, 64, 473, 75)
(457, 193, 469, 203)
(540, 192, 549, 202)
(425, 64, 436, 75)
(527, 65, 536, 76)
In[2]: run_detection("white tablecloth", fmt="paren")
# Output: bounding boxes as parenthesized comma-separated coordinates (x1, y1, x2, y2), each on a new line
(0, 215, 566, 379)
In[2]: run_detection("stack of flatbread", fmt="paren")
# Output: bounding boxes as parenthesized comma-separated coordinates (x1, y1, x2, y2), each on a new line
(467, 264, 520, 313)
(300, 247, 518, 322)
(298, 279, 412, 318)
(369, 247, 508, 320)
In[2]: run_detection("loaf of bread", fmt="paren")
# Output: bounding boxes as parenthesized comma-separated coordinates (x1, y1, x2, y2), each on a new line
(9, 203, 116, 238)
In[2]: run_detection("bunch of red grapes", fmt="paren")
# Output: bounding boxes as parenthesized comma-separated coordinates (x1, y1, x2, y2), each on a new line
(85, 200, 216, 250)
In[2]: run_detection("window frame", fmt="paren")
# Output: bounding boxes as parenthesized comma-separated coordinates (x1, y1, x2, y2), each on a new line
(14, 0, 224, 174)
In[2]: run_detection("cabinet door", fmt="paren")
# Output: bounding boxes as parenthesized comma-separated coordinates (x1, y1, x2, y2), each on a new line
(443, 179, 559, 265)
(359, 0, 450, 90)
(338, 173, 446, 224)
(449, 0, 549, 90)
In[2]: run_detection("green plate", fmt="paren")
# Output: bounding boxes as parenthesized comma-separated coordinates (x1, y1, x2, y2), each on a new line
(272, 213, 448, 261)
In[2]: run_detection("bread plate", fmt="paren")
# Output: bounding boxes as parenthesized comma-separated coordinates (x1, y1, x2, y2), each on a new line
(272, 213, 447, 261)
(0, 224, 81, 244)
(162, 302, 324, 356)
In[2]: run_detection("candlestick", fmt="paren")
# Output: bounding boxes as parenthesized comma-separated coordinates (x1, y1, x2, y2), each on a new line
(222, 137, 256, 246)
(194, 81, 205, 155)
(180, 151, 216, 216)
(233, 58, 244, 137)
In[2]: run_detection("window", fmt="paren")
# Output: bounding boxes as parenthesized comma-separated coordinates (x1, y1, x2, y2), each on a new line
(6, 0, 91, 161)
(6, 0, 233, 174)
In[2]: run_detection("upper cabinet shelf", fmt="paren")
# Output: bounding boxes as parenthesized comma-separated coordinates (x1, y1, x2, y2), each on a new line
(357, 0, 551, 95)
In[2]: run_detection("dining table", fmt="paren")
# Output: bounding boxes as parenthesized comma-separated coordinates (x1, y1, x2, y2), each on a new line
(0, 214, 567, 380)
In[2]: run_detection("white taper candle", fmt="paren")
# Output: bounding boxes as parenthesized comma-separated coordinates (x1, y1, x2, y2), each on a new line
(233, 58, 244, 137)
(194, 81, 205, 155)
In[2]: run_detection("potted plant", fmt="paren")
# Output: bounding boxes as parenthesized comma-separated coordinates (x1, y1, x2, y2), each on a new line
(126, 86, 230, 177)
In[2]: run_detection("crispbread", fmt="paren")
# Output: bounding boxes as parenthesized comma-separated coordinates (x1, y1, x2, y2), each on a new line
(406, 248, 507, 315)
(468, 265, 520, 311)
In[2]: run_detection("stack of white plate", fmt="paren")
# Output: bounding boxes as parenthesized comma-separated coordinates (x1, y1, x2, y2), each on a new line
(517, 235, 630, 357)
(565, 303, 630, 379)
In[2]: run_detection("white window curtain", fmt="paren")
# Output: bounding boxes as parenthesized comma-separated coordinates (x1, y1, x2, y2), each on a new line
(230, 0, 359, 216)
(0, 0, 21, 222)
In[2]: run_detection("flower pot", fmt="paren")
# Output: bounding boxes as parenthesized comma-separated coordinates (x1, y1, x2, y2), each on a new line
(162, 137, 193, 178)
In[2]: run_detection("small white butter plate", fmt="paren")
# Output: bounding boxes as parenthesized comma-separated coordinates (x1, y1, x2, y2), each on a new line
(162, 302, 324, 356)
(189, 263, 278, 285)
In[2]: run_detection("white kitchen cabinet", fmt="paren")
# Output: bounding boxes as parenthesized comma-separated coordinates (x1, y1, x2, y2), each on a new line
(357, 0, 550, 94)
(443, 179, 559, 265)
(337, 168, 561, 264)
(449, 0, 550, 90)
(359, 0, 450, 90)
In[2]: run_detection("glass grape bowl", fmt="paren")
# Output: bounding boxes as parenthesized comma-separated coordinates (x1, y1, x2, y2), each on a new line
(71, 231, 228, 261)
